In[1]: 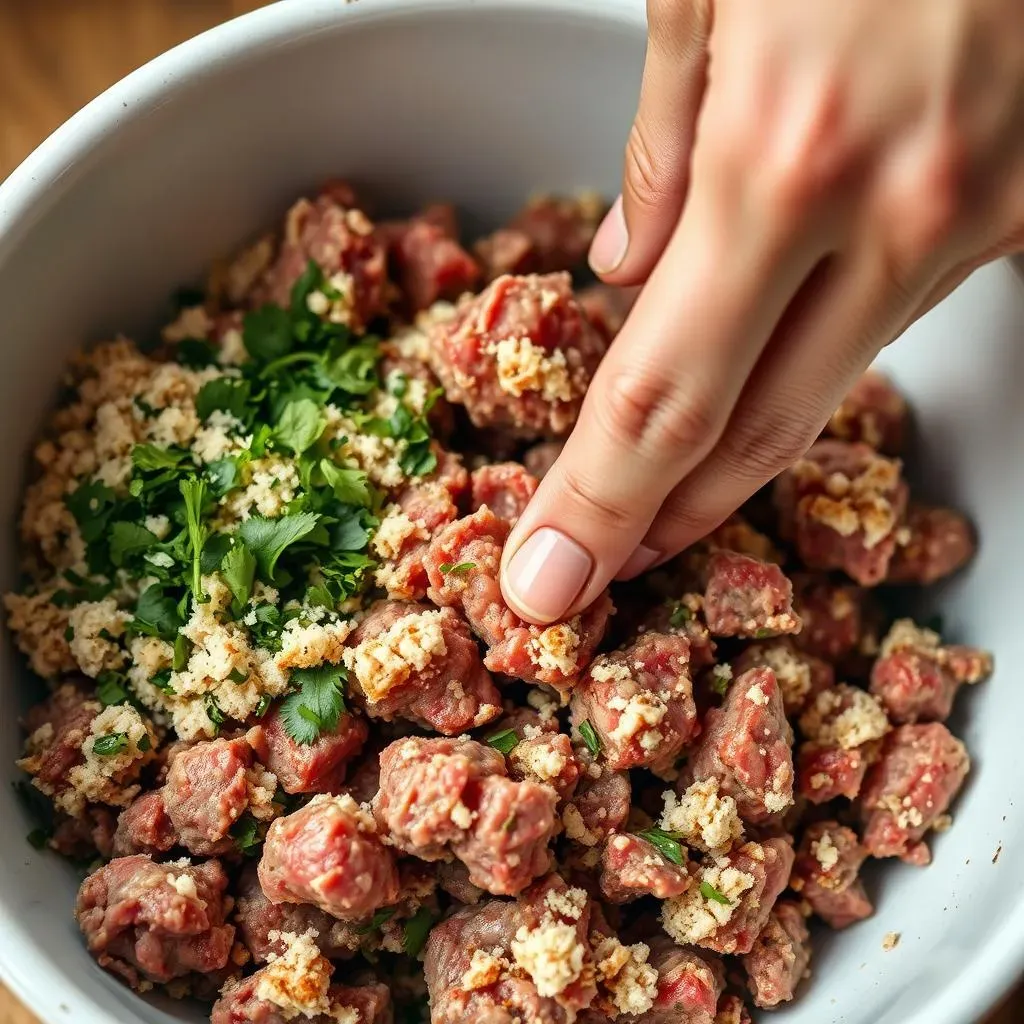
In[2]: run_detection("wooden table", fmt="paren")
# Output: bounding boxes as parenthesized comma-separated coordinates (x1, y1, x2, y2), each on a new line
(0, 2, 1018, 1022)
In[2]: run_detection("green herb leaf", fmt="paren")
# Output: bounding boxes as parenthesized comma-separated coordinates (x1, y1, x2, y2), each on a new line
(176, 338, 218, 369)
(151, 669, 175, 694)
(201, 532, 232, 574)
(173, 634, 191, 672)
(204, 693, 225, 732)
(239, 512, 320, 580)
(65, 481, 117, 544)
(195, 377, 252, 422)
(668, 602, 692, 628)
(320, 460, 372, 507)
(231, 813, 263, 857)
(134, 584, 184, 641)
(290, 259, 324, 314)
(254, 695, 272, 718)
(93, 733, 129, 756)
(320, 341, 380, 395)
(357, 907, 397, 935)
(110, 522, 159, 567)
(222, 543, 257, 608)
(329, 506, 375, 552)
(710, 666, 732, 696)
(279, 664, 347, 745)
(180, 477, 210, 601)
(700, 880, 732, 905)
(207, 456, 243, 497)
(26, 828, 50, 850)
(754, 627, 775, 640)
(131, 444, 190, 472)
(402, 906, 435, 957)
(578, 720, 601, 757)
(274, 399, 327, 454)
(243, 305, 293, 362)
(305, 584, 335, 610)
(138, 734, 152, 752)
(96, 672, 129, 706)
(637, 827, 686, 866)
(439, 562, 475, 575)
(485, 728, 519, 755)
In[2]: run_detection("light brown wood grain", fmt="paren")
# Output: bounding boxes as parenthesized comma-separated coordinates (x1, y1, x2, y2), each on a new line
(0, 1, 1018, 1022)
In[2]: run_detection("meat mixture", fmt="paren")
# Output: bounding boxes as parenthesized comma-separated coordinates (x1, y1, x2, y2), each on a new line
(5, 182, 991, 1023)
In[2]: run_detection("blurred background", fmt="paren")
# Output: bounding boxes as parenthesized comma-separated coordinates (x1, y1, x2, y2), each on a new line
(0, 2, 1019, 1022)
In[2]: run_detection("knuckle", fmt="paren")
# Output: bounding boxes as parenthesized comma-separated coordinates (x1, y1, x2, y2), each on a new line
(623, 120, 676, 212)
(719, 407, 815, 482)
(601, 368, 720, 459)
(558, 466, 635, 528)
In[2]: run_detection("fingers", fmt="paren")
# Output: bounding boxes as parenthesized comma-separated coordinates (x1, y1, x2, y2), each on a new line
(588, 0, 713, 283)
(642, 245, 930, 556)
(500, 172, 829, 624)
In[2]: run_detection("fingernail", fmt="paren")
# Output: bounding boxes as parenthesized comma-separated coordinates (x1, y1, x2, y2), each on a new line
(588, 195, 628, 274)
(615, 544, 661, 581)
(504, 527, 593, 622)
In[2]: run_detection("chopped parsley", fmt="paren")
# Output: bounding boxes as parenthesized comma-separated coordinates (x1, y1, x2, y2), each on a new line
(180, 477, 210, 602)
(699, 880, 733, 905)
(668, 601, 693, 628)
(238, 512, 320, 581)
(26, 829, 50, 851)
(92, 733, 129, 756)
(439, 562, 476, 575)
(754, 627, 775, 639)
(710, 666, 732, 696)
(231, 814, 263, 857)
(402, 906, 435, 957)
(578, 720, 601, 757)
(96, 672, 130, 707)
(204, 693, 225, 732)
(636, 827, 686, 866)
(280, 664, 347, 745)
(485, 728, 519, 755)
(357, 907, 397, 935)
(221, 542, 257, 608)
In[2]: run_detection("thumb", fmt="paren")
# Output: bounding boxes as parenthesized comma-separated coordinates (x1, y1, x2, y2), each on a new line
(589, 0, 713, 284)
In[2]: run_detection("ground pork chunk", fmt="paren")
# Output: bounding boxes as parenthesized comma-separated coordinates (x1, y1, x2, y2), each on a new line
(112, 791, 178, 858)
(570, 632, 698, 774)
(76, 855, 235, 990)
(887, 504, 977, 585)
(869, 619, 993, 724)
(824, 369, 908, 454)
(427, 272, 608, 437)
(742, 900, 811, 1008)
(790, 822, 874, 929)
(714, 995, 753, 1024)
(687, 668, 794, 825)
(790, 575, 873, 664)
(342, 600, 501, 734)
(702, 552, 801, 639)
(425, 506, 612, 688)
(374, 736, 557, 895)
(507, 732, 582, 801)
(860, 723, 970, 865)
(625, 938, 722, 1024)
(258, 793, 400, 920)
(599, 833, 691, 904)
(774, 440, 908, 586)
(563, 761, 632, 849)
(730, 639, 833, 717)
(471, 462, 539, 522)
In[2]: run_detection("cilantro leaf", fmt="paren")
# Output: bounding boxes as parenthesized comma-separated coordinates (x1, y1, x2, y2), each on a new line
(222, 543, 257, 608)
(231, 813, 263, 857)
(330, 506, 375, 552)
(195, 377, 252, 422)
(402, 907, 435, 958)
(274, 399, 327, 454)
(131, 444, 190, 472)
(290, 259, 324, 314)
(578, 720, 601, 757)
(700, 880, 733, 905)
(279, 664, 347, 745)
(180, 478, 209, 601)
(26, 829, 50, 851)
(320, 341, 380, 395)
(174, 634, 191, 671)
(96, 672, 129, 706)
(637, 827, 686, 866)
(439, 562, 475, 575)
(92, 733, 129, 756)
(357, 907, 397, 935)
(134, 584, 184, 641)
(110, 522, 159, 567)
(204, 693, 225, 732)
(176, 338, 218, 369)
(201, 532, 232, 574)
(239, 512, 320, 580)
(710, 666, 732, 696)
(320, 460, 372, 507)
(754, 627, 775, 639)
(65, 481, 117, 544)
(207, 456, 243, 497)
(244, 305, 293, 361)
(485, 729, 519, 755)
(668, 602, 692, 628)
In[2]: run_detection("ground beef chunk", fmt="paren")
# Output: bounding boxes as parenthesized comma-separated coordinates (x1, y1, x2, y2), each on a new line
(437, 860, 486, 905)
(381, 204, 481, 312)
(796, 683, 891, 804)
(163, 736, 276, 857)
(471, 462, 539, 522)
(18, 681, 98, 799)
(424, 875, 599, 1024)
(112, 791, 177, 858)
(425, 506, 612, 688)
(774, 440, 908, 586)
(258, 793, 400, 920)
(233, 864, 358, 964)
(714, 995, 753, 1024)
(687, 668, 794, 825)
(887, 504, 976, 585)
(563, 761, 632, 848)
(343, 600, 501, 734)
(790, 574, 872, 664)
(254, 189, 387, 331)
(374, 736, 557, 895)
(76, 855, 234, 990)
(661, 839, 794, 956)
(427, 272, 607, 437)
(523, 439, 565, 480)
(248, 704, 367, 794)
(50, 806, 116, 860)
(730, 638, 833, 717)
(474, 194, 604, 280)
(860, 723, 970, 865)
(570, 633, 698, 775)
(824, 369, 909, 454)
(599, 833, 691, 904)
(577, 284, 640, 343)
(790, 822, 874, 929)
(375, 447, 470, 601)
(703, 515, 785, 565)
(633, 938, 723, 1024)
(742, 901, 811, 1008)
(636, 595, 718, 673)
(507, 732, 582, 801)
(702, 552, 801, 639)
(869, 619, 993, 724)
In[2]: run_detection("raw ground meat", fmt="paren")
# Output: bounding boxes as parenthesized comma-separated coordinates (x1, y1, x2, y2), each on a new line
(687, 667, 794, 825)
(507, 732, 582, 801)
(570, 632, 698, 774)
(730, 638, 833, 717)
(564, 761, 632, 848)
(258, 794, 400, 920)
(860, 723, 970, 865)
(742, 900, 811, 1008)
(213, 970, 391, 1024)
(471, 462, 538, 522)
(790, 822, 874, 929)
(715, 995, 754, 1024)
(112, 791, 177, 858)
(790, 574, 873, 664)
(425, 506, 613, 688)
(76, 855, 235, 990)
(599, 833, 691, 903)
(775, 440, 909, 586)
(343, 600, 502, 734)
(635, 937, 723, 1024)
(702, 552, 801, 639)
(427, 272, 608, 437)
(824, 369, 909, 454)
(887, 504, 977, 585)
(635, 594, 718, 673)
(18, 682, 98, 799)
(796, 740, 880, 805)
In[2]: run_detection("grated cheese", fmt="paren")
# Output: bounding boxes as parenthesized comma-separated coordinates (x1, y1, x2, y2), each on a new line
(660, 778, 743, 855)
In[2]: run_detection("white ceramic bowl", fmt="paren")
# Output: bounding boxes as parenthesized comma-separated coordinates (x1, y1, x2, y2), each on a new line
(1, 2, 1023, 1022)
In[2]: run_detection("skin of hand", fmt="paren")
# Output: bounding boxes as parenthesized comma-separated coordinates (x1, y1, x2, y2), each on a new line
(500, 0, 1024, 624)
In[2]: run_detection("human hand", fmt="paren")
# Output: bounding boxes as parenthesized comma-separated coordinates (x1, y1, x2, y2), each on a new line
(500, 0, 1024, 624)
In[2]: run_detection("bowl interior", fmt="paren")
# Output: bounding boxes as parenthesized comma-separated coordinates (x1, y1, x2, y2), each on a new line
(1, 3, 1023, 1023)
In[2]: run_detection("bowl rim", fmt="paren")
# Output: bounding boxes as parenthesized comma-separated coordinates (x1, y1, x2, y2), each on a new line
(1, 2, 1023, 1023)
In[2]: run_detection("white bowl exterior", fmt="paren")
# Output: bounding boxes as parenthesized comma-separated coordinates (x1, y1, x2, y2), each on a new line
(0, 2, 1022, 1022)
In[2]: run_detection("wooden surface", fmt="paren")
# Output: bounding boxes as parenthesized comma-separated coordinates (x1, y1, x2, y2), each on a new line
(0, 2, 1018, 1022)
